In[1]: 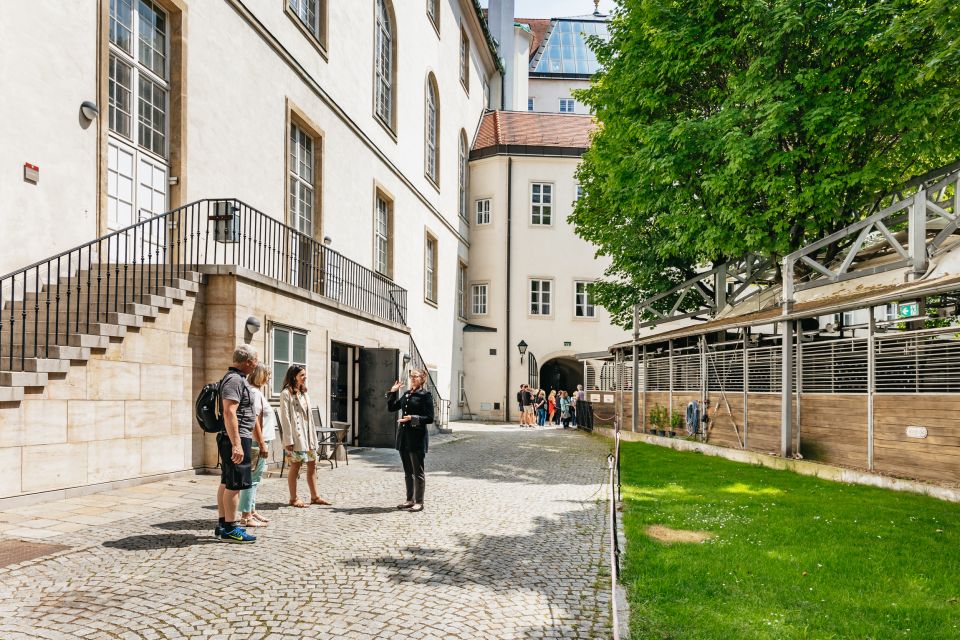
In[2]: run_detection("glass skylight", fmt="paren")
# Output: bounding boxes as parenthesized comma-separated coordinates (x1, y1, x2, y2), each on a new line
(532, 19, 609, 75)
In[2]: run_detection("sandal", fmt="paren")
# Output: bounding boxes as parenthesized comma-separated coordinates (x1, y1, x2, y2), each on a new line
(240, 517, 266, 527)
(289, 499, 307, 508)
(252, 512, 270, 523)
(310, 497, 332, 506)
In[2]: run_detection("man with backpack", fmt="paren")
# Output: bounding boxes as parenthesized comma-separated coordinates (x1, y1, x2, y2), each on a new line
(215, 344, 260, 543)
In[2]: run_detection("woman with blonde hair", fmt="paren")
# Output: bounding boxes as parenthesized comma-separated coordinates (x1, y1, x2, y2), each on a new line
(547, 390, 557, 424)
(386, 368, 434, 512)
(238, 364, 274, 527)
(279, 364, 332, 508)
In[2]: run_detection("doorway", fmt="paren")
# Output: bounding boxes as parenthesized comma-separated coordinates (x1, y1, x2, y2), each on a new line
(329, 342, 355, 437)
(539, 357, 583, 395)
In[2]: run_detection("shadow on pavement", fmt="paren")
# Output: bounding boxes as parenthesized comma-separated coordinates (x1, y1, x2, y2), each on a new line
(102, 534, 218, 551)
(328, 506, 398, 515)
(353, 427, 607, 486)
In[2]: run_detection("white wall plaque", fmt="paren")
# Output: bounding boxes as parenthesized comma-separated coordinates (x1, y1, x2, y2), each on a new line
(589, 393, 601, 403)
(906, 426, 928, 439)
(603, 394, 615, 403)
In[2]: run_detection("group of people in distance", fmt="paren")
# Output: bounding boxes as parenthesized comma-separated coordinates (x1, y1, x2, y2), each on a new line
(213, 345, 434, 544)
(517, 383, 586, 429)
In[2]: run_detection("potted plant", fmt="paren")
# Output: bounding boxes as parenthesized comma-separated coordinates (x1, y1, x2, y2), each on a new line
(670, 409, 684, 438)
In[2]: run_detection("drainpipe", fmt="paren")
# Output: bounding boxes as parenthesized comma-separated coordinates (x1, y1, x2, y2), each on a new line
(504, 157, 513, 421)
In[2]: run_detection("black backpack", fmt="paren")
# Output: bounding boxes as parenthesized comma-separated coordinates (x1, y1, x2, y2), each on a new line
(196, 371, 244, 434)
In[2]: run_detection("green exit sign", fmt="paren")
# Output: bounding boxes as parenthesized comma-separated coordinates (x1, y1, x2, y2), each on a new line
(898, 302, 919, 318)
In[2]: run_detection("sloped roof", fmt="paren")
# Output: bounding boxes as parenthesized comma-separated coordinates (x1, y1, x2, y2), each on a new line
(472, 110, 596, 154)
(530, 17, 609, 76)
(516, 18, 552, 60)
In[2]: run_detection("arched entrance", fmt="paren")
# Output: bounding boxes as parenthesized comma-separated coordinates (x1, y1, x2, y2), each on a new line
(539, 357, 583, 394)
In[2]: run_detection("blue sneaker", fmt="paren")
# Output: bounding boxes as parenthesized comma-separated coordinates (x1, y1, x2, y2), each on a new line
(220, 526, 256, 544)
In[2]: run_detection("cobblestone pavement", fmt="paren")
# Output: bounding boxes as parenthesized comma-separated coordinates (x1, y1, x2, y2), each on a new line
(0, 424, 613, 639)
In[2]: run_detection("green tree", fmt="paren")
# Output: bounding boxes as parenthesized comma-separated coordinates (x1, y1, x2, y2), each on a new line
(573, 0, 960, 328)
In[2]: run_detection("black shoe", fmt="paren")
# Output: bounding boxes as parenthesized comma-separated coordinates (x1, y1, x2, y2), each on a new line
(397, 502, 414, 509)
(409, 504, 424, 512)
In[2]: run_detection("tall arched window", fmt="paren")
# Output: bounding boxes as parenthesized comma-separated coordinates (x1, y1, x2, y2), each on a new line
(425, 74, 439, 184)
(374, 0, 395, 129)
(458, 130, 469, 218)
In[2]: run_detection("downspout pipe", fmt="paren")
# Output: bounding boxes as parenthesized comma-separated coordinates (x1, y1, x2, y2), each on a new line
(505, 157, 513, 421)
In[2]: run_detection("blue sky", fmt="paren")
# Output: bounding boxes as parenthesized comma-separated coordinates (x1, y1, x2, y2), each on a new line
(479, 0, 619, 19)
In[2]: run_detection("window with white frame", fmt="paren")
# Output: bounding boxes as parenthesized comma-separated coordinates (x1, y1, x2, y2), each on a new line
(425, 232, 438, 303)
(374, 193, 392, 277)
(288, 0, 325, 48)
(458, 131, 469, 218)
(559, 98, 575, 113)
(475, 199, 491, 225)
(458, 370, 466, 405)
(460, 26, 470, 91)
(575, 281, 596, 318)
(425, 76, 439, 184)
(471, 283, 488, 315)
(530, 183, 553, 225)
(575, 185, 583, 201)
(272, 325, 307, 395)
(374, 0, 394, 128)
(107, 0, 170, 231)
(530, 279, 552, 315)
(457, 263, 467, 318)
(875, 303, 898, 322)
(289, 123, 315, 237)
(527, 98, 535, 111)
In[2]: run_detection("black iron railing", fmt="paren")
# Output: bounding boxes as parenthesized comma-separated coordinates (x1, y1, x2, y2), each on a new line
(407, 335, 450, 429)
(0, 198, 408, 371)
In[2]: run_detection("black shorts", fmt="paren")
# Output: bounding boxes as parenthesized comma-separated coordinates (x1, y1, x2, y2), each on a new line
(218, 434, 252, 490)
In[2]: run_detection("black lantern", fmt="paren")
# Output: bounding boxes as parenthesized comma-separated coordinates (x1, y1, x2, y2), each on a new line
(517, 340, 528, 363)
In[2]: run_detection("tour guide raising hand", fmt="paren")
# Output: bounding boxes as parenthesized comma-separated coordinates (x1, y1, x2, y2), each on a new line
(386, 369, 434, 512)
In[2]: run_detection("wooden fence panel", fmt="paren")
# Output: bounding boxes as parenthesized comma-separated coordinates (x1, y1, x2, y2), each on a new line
(746, 393, 781, 453)
(873, 395, 960, 483)
(707, 394, 745, 449)
(799, 394, 868, 468)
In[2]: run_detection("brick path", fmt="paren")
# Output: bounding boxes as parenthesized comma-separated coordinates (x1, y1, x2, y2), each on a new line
(0, 424, 612, 639)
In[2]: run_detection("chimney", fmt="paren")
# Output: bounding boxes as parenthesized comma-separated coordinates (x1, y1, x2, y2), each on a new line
(488, 0, 516, 110)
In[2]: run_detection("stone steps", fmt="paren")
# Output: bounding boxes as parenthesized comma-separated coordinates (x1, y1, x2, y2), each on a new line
(0, 267, 201, 400)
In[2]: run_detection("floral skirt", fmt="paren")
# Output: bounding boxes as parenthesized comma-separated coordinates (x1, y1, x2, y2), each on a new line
(284, 449, 318, 464)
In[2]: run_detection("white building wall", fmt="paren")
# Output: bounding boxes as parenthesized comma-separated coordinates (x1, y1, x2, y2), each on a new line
(528, 78, 591, 114)
(0, 0, 498, 405)
(464, 154, 631, 419)
(0, 2, 99, 275)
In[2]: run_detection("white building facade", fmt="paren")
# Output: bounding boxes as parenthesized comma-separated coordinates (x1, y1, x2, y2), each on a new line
(0, 0, 502, 500)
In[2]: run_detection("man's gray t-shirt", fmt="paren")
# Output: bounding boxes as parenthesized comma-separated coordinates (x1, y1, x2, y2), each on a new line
(220, 369, 255, 438)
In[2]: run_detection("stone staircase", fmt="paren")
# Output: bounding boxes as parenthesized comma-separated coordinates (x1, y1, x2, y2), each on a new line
(0, 267, 202, 402)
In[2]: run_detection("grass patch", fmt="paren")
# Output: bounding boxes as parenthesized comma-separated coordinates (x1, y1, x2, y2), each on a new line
(620, 442, 960, 639)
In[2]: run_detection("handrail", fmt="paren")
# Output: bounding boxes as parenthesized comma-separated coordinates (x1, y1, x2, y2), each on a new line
(0, 198, 408, 370)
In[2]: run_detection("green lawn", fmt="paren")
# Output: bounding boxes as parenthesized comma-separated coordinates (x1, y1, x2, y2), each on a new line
(618, 441, 960, 639)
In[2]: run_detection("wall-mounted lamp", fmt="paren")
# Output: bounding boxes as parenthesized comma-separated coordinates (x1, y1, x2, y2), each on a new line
(323, 236, 333, 246)
(517, 339, 528, 364)
(245, 316, 261, 336)
(80, 101, 99, 121)
(402, 352, 411, 367)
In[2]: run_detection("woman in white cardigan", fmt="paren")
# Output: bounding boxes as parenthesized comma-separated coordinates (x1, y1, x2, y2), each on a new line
(279, 365, 332, 508)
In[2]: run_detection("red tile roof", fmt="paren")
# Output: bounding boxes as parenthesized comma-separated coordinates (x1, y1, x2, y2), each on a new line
(472, 111, 596, 152)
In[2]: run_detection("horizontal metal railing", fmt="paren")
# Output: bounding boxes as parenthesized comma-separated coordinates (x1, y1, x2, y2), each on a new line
(0, 198, 408, 371)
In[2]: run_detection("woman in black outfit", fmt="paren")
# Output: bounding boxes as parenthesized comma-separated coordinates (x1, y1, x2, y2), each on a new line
(386, 369, 434, 512)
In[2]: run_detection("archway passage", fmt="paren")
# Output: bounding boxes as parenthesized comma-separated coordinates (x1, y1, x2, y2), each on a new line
(539, 357, 583, 395)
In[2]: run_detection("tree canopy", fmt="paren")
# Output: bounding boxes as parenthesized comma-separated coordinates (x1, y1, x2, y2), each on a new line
(572, 0, 960, 327)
